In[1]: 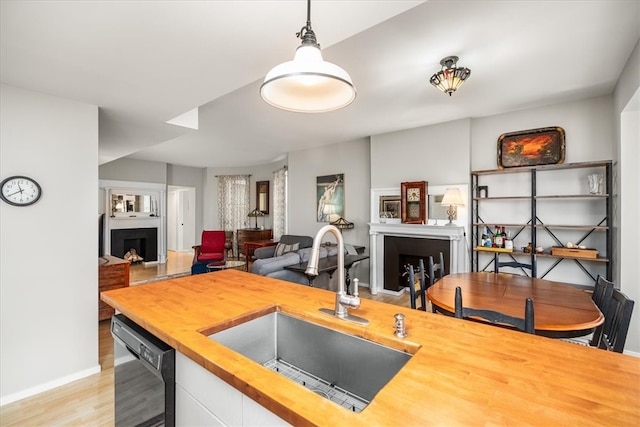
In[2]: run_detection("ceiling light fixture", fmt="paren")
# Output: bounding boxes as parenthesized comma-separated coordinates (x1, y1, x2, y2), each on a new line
(430, 56, 471, 96)
(260, 0, 356, 113)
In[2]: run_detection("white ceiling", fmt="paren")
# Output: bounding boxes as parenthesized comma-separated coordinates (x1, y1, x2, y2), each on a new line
(2, 1, 638, 168)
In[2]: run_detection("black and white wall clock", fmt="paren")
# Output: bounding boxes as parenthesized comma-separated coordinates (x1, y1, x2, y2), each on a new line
(0, 176, 42, 206)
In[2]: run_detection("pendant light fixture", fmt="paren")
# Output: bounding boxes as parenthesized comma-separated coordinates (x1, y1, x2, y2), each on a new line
(430, 56, 471, 96)
(260, 0, 356, 113)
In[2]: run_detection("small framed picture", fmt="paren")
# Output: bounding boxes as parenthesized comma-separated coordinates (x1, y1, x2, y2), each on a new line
(379, 195, 401, 218)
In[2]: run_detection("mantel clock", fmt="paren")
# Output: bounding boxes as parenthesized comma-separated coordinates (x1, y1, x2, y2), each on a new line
(401, 181, 427, 224)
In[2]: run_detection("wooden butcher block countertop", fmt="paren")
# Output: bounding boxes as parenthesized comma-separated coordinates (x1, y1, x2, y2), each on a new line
(101, 270, 640, 426)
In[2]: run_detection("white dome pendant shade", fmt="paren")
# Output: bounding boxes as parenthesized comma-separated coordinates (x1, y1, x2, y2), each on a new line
(260, 0, 356, 113)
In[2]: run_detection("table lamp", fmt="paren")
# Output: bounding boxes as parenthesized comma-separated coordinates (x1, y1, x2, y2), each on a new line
(441, 188, 464, 226)
(330, 216, 354, 233)
(247, 208, 264, 229)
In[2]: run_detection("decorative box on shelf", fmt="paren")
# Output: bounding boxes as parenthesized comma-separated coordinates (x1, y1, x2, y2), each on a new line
(550, 246, 598, 259)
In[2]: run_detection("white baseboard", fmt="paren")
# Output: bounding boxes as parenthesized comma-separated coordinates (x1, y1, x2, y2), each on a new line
(0, 364, 101, 407)
(377, 287, 406, 297)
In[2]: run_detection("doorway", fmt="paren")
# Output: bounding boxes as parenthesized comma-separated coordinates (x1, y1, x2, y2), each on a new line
(167, 186, 196, 253)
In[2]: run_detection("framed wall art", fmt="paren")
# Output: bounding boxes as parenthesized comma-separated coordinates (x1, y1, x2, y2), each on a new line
(316, 174, 344, 222)
(401, 181, 427, 224)
(497, 126, 565, 169)
(379, 195, 401, 219)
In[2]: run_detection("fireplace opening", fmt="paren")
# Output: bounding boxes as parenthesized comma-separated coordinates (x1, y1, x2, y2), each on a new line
(123, 238, 145, 263)
(399, 254, 424, 288)
(111, 227, 158, 262)
(384, 236, 449, 292)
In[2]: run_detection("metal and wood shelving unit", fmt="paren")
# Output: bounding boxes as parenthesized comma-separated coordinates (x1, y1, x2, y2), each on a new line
(471, 160, 612, 285)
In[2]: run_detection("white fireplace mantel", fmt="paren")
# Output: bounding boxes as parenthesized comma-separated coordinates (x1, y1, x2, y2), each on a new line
(368, 223, 466, 295)
(100, 179, 167, 264)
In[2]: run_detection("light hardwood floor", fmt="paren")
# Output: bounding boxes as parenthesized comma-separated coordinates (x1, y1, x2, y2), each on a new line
(130, 250, 194, 284)
(0, 253, 409, 426)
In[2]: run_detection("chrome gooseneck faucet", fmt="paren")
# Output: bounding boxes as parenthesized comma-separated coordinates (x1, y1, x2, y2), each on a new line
(306, 225, 368, 325)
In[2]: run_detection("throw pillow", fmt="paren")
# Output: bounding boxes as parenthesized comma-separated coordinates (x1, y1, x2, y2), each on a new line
(274, 242, 300, 257)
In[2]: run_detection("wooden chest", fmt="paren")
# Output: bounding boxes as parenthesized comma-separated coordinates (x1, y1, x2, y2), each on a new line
(237, 229, 273, 256)
(550, 246, 599, 259)
(98, 255, 130, 321)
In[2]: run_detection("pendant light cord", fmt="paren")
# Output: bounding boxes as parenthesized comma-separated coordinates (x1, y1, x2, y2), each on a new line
(296, 0, 319, 47)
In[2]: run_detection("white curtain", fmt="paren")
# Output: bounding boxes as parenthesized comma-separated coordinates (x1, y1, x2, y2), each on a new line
(217, 175, 250, 255)
(272, 167, 287, 240)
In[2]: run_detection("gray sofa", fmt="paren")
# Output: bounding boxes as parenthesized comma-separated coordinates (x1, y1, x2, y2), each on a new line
(251, 234, 338, 288)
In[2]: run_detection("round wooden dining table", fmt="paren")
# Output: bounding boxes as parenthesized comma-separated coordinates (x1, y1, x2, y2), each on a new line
(427, 272, 604, 338)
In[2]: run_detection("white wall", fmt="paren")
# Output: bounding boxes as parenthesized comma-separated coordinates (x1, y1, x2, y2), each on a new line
(0, 84, 100, 404)
(371, 118, 471, 189)
(471, 96, 614, 170)
(288, 138, 371, 283)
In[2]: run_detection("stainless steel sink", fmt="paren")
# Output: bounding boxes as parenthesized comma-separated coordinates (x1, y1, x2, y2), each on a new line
(207, 311, 412, 412)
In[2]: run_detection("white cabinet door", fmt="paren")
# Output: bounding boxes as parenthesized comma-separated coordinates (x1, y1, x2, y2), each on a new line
(176, 384, 225, 426)
(176, 352, 291, 426)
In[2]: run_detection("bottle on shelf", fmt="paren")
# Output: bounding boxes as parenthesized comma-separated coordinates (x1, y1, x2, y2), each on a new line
(504, 230, 513, 250)
(493, 225, 503, 248)
(483, 227, 492, 247)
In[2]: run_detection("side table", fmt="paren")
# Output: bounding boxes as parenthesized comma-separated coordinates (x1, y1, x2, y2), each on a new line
(98, 255, 130, 321)
(323, 242, 366, 255)
(243, 240, 278, 271)
(284, 254, 370, 292)
(206, 260, 247, 272)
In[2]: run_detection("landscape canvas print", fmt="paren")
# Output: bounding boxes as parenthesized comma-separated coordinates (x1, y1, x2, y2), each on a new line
(497, 127, 565, 168)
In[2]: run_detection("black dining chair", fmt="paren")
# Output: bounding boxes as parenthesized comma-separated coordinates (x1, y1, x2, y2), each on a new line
(560, 275, 614, 347)
(454, 286, 535, 334)
(433, 252, 446, 279)
(596, 288, 634, 353)
(592, 275, 615, 313)
(497, 260, 532, 276)
(405, 263, 426, 311)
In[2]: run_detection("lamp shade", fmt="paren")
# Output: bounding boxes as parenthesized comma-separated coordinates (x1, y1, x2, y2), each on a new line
(247, 208, 264, 217)
(261, 44, 356, 113)
(430, 56, 471, 96)
(248, 208, 264, 229)
(330, 216, 354, 230)
(441, 188, 465, 206)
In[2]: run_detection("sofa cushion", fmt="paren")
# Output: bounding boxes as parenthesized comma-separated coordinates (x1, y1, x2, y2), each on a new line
(265, 269, 310, 285)
(274, 242, 300, 257)
(326, 245, 340, 256)
(251, 251, 301, 276)
(254, 245, 277, 259)
(278, 235, 313, 249)
(197, 251, 225, 262)
(298, 247, 328, 263)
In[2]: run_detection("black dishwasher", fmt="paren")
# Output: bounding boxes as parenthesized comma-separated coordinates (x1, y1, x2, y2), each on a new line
(111, 314, 175, 427)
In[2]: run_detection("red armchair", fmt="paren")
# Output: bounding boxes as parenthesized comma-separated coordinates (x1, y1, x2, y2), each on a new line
(192, 230, 226, 265)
